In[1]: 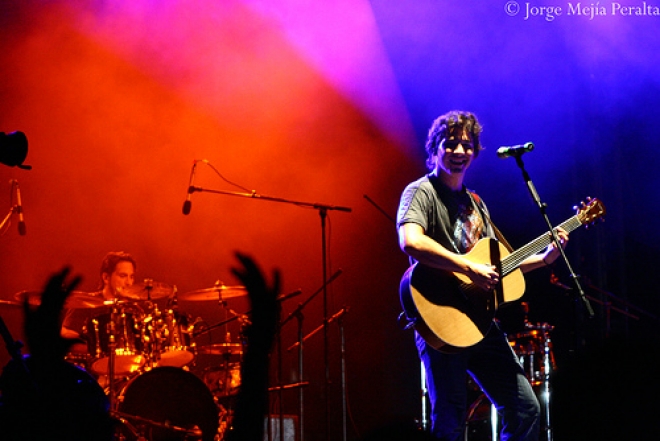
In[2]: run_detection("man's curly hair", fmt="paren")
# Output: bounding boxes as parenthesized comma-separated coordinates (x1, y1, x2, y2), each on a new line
(425, 110, 484, 170)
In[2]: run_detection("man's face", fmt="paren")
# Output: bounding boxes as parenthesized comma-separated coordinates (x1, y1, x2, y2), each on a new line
(436, 126, 475, 175)
(103, 260, 135, 296)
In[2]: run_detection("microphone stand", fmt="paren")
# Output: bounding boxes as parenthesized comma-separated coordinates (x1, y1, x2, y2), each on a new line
(287, 306, 350, 441)
(513, 154, 594, 318)
(552, 275, 660, 336)
(338, 308, 349, 441)
(1, 180, 19, 234)
(0, 205, 18, 233)
(280, 269, 343, 441)
(189, 185, 351, 441)
(269, 288, 305, 441)
(512, 153, 593, 441)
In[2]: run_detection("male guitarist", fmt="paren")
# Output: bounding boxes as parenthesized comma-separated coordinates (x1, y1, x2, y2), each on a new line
(397, 110, 568, 441)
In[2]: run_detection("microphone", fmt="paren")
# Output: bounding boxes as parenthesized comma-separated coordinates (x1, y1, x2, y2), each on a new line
(13, 180, 26, 235)
(182, 160, 197, 215)
(497, 142, 534, 159)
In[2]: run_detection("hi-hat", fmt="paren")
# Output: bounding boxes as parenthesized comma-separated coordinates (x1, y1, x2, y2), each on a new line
(15, 290, 107, 309)
(179, 285, 247, 302)
(119, 281, 173, 301)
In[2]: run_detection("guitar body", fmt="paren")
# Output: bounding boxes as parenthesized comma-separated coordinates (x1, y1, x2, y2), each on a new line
(400, 238, 525, 352)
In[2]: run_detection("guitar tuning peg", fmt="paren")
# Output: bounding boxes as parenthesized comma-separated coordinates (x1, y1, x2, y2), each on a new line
(574, 201, 586, 212)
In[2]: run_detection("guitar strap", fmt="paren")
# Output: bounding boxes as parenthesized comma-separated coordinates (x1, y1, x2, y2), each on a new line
(468, 191, 514, 252)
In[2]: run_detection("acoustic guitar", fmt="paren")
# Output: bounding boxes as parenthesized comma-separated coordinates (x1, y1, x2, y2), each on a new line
(399, 198, 605, 352)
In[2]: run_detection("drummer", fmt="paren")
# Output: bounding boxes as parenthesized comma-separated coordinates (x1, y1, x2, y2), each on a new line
(61, 251, 137, 352)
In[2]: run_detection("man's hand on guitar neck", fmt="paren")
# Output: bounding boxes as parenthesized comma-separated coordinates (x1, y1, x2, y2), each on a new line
(534, 227, 569, 270)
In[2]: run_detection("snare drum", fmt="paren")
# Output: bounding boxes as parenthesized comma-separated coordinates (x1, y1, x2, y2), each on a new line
(117, 367, 218, 441)
(84, 305, 145, 376)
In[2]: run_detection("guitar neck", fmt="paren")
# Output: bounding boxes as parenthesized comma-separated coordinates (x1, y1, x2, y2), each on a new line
(501, 215, 583, 276)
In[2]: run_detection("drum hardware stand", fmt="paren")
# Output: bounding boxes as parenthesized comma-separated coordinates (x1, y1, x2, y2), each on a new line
(419, 361, 429, 432)
(193, 287, 304, 342)
(188, 172, 352, 441)
(203, 281, 244, 343)
(188, 284, 246, 409)
(107, 300, 119, 409)
(540, 326, 553, 441)
(146, 278, 159, 366)
(164, 286, 180, 355)
(167, 287, 191, 360)
(111, 409, 203, 440)
(111, 411, 147, 441)
(464, 393, 499, 441)
(192, 313, 241, 340)
(202, 287, 245, 369)
(517, 303, 552, 441)
(152, 286, 170, 368)
(282, 270, 343, 441)
(143, 311, 160, 368)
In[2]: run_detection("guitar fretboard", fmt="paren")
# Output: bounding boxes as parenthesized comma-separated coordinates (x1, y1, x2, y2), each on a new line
(501, 215, 583, 276)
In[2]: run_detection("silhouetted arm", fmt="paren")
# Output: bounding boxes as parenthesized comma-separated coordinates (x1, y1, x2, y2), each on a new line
(225, 252, 281, 441)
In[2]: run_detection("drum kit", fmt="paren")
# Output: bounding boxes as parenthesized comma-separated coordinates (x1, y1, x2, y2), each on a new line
(14, 280, 251, 441)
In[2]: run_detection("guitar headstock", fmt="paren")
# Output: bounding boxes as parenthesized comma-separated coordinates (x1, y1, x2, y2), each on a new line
(574, 197, 606, 227)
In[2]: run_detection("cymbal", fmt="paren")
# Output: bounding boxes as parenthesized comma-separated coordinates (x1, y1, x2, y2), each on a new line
(196, 343, 243, 356)
(119, 281, 173, 301)
(179, 285, 247, 302)
(15, 290, 107, 309)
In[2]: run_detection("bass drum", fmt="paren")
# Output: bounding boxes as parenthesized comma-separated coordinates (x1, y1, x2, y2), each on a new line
(117, 367, 218, 441)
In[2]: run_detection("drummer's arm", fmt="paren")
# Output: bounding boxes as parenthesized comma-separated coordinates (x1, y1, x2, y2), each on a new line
(61, 326, 79, 339)
(61, 310, 88, 354)
(60, 308, 80, 338)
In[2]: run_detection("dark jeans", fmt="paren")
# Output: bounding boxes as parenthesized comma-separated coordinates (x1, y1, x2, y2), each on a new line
(417, 324, 540, 441)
